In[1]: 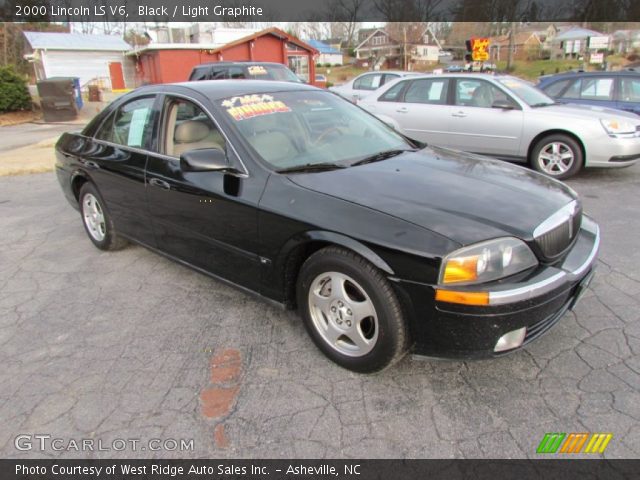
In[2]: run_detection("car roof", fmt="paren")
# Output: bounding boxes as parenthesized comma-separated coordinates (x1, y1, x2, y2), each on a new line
(136, 80, 319, 101)
(192, 61, 287, 68)
(543, 70, 640, 80)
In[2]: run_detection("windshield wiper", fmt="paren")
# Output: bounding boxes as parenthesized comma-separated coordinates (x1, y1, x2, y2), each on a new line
(276, 162, 346, 174)
(351, 149, 415, 167)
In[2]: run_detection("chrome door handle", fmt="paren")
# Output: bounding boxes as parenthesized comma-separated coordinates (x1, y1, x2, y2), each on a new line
(452, 111, 467, 117)
(149, 178, 170, 190)
(396, 107, 408, 113)
(84, 160, 99, 169)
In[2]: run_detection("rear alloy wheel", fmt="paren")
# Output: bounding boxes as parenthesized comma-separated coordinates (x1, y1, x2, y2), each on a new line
(297, 247, 408, 373)
(79, 183, 127, 251)
(531, 134, 583, 180)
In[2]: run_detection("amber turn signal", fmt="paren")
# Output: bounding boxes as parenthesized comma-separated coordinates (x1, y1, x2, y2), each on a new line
(435, 289, 489, 306)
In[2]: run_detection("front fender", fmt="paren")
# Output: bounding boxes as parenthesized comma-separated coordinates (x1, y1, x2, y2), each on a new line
(277, 230, 395, 276)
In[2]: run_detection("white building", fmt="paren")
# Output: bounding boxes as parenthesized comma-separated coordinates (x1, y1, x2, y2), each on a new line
(23, 32, 134, 90)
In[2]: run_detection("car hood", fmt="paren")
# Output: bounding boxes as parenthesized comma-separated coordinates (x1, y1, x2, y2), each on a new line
(534, 102, 640, 120)
(287, 146, 578, 246)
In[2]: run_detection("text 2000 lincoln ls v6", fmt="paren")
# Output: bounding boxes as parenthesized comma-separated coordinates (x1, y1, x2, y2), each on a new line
(55, 81, 599, 373)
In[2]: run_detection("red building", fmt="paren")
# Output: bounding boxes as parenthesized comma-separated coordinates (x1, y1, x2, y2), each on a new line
(130, 28, 318, 85)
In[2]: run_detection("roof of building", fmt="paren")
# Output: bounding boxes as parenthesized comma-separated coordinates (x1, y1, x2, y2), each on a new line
(490, 31, 542, 47)
(129, 27, 318, 56)
(23, 32, 130, 51)
(303, 39, 341, 55)
(554, 28, 605, 41)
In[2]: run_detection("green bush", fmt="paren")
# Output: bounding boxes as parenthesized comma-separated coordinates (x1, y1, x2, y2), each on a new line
(0, 66, 31, 113)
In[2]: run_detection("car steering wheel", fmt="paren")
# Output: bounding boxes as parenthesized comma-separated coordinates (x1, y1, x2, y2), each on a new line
(313, 127, 344, 145)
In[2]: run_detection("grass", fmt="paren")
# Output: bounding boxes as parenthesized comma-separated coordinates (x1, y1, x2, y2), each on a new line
(316, 65, 368, 85)
(496, 59, 583, 81)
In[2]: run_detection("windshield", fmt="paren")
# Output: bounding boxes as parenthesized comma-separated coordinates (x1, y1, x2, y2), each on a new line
(495, 77, 555, 106)
(249, 64, 302, 83)
(220, 91, 413, 171)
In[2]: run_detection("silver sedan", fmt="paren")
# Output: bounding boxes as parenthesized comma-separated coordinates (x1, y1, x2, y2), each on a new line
(359, 73, 640, 179)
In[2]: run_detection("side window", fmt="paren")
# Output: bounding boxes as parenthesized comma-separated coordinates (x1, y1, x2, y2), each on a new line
(353, 74, 383, 90)
(561, 77, 614, 100)
(579, 77, 614, 100)
(620, 77, 640, 102)
(404, 79, 449, 104)
(543, 79, 571, 97)
(190, 68, 209, 81)
(164, 98, 226, 158)
(228, 67, 246, 79)
(95, 96, 156, 148)
(211, 68, 228, 80)
(381, 73, 399, 86)
(379, 81, 407, 102)
(454, 79, 512, 108)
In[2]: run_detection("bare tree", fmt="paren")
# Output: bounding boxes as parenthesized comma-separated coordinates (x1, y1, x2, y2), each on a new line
(325, 0, 365, 46)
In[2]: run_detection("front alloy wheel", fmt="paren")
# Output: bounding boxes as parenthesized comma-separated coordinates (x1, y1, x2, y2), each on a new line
(531, 134, 583, 180)
(308, 271, 379, 357)
(297, 246, 408, 373)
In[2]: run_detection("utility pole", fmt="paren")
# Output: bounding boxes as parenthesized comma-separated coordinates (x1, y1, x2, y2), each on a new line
(506, 22, 515, 71)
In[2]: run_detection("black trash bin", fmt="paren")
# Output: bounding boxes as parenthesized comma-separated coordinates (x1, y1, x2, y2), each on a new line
(37, 77, 80, 122)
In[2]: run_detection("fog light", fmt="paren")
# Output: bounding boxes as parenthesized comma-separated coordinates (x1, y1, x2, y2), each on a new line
(494, 327, 526, 352)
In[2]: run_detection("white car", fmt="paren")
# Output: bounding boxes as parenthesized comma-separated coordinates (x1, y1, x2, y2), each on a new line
(329, 70, 419, 103)
(359, 73, 640, 179)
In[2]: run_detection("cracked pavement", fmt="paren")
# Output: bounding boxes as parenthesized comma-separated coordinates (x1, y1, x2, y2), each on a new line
(0, 164, 639, 459)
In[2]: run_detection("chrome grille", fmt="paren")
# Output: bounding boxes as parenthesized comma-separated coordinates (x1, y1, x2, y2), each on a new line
(534, 201, 582, 260)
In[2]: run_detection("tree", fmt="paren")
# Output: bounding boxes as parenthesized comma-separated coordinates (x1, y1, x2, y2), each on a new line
(0, 65, 31, 113)
(325, 0, 365, 46)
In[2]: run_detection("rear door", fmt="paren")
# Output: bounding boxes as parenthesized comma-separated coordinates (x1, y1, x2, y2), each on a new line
(447, 78, 524, 157)
(369, 77, 453, 145)
(616, 75, 640, 115)
(89, 95, 159, 243)
(144, 93, 263, 290)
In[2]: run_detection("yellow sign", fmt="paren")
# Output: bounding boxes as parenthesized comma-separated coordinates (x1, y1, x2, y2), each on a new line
(470, 37, 490, 62)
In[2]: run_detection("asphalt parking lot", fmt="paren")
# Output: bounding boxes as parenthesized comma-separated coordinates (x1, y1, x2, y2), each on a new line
(1, 164, 639, 459)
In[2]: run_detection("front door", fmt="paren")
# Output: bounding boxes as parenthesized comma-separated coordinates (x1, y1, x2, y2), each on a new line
(108, 62, 125, 91)
(144, 94, 263, 291)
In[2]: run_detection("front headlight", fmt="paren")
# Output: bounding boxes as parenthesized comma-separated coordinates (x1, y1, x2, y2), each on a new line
(439, 237, 538, 285)
(600, 118, 637, 135)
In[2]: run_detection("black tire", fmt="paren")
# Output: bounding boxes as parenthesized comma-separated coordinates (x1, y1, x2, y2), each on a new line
(530, 134, 583, 180)
(78, 182, 127, 251)
(296, 246, 408, 373)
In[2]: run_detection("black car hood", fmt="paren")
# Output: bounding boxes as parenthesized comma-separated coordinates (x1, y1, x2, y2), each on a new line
(288, 146, 578, 246)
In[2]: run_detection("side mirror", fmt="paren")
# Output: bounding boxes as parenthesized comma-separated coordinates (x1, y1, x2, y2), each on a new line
(180, 148, 233, 172)
(492, 100, 516, 110)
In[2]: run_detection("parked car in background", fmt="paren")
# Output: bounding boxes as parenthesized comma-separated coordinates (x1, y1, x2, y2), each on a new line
(444, 64, 465, 73)
(360, 73, 640, 179)
(55, 80, 599, 372)
(329, 70, 418, 103)
(315, 74, 328, 88)
(538, 70, 640, 115)
(189, 61, 302, 83)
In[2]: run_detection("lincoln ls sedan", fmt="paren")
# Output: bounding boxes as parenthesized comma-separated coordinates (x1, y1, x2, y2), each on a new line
(55, 81, 599, 373)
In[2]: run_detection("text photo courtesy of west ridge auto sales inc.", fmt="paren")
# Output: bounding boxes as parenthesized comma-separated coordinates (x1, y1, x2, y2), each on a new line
(0, 0, 639, 478)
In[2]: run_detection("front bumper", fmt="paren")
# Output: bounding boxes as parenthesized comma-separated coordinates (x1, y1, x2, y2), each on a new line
(585, 134, 640, 168)
(394, 216, 600, 359)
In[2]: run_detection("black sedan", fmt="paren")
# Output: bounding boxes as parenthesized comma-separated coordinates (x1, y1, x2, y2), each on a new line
(55, 80, 599, 373)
